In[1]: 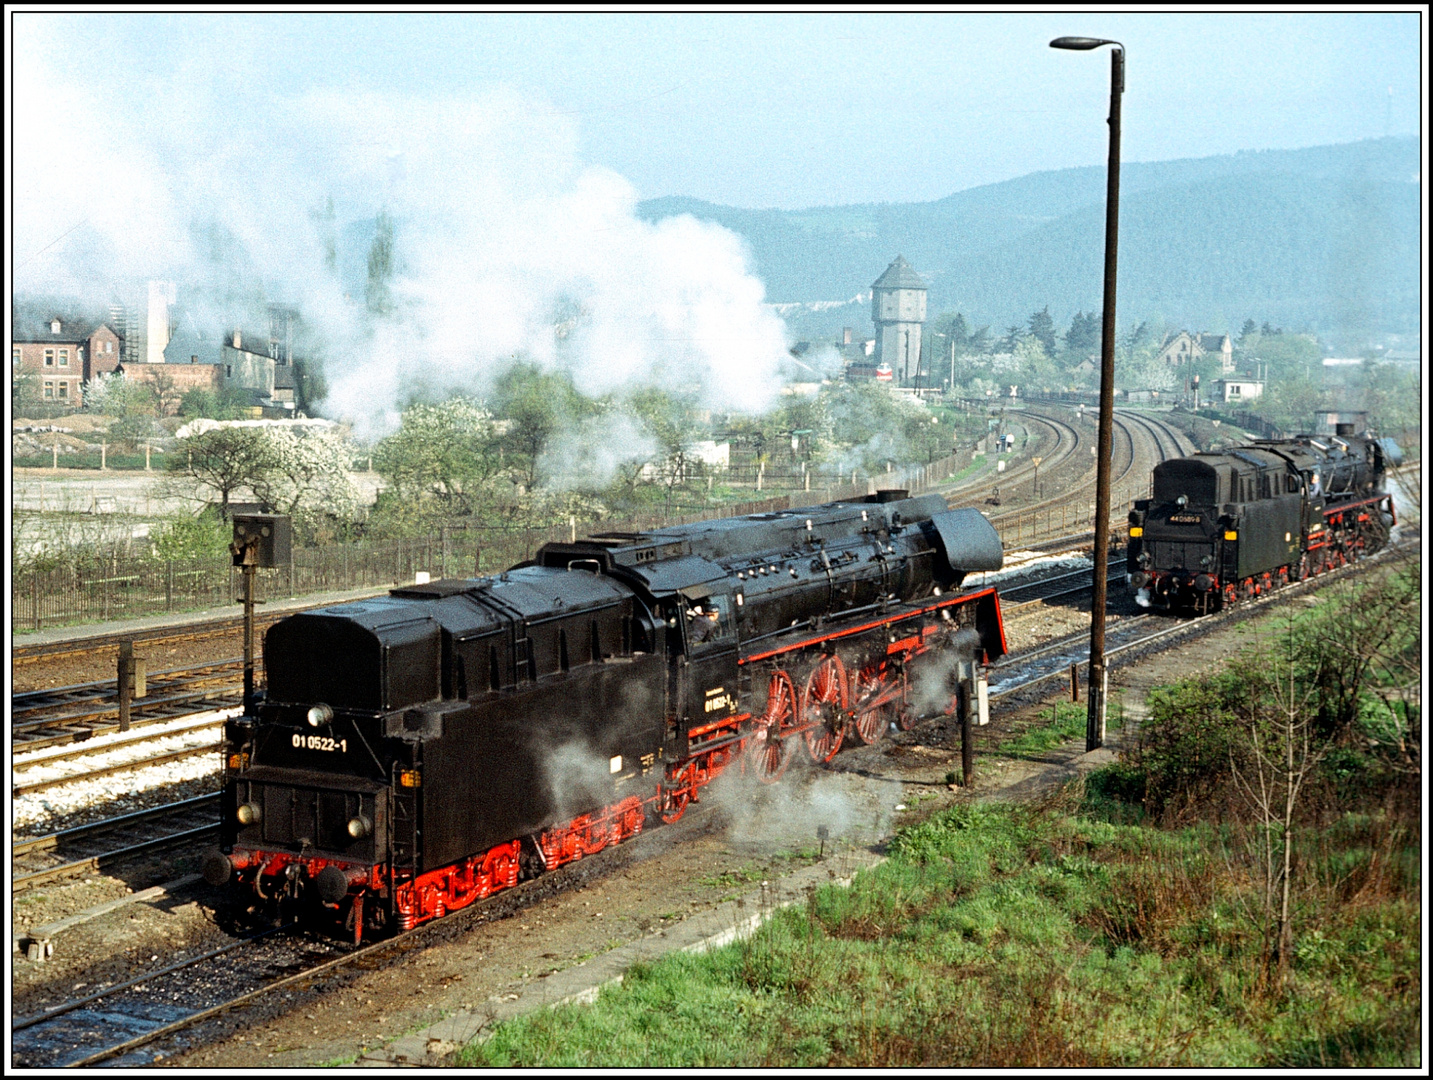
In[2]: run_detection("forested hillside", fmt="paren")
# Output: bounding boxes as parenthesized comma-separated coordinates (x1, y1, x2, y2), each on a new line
(638, 138, 1419, 340)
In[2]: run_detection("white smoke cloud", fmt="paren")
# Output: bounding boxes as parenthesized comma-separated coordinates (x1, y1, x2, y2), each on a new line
(705, 758, 895, 856)
(539, 412, 659, 492)
(14, 53, 792, 438)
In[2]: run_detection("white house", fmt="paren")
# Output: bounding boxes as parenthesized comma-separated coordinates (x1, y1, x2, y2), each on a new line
(1212, 378, 1264, 403)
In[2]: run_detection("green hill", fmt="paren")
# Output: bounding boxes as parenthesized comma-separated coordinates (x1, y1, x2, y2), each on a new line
(638, 138, 1419, 340)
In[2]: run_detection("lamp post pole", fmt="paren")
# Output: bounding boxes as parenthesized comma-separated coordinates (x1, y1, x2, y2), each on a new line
(1051, 36, 1123, 751)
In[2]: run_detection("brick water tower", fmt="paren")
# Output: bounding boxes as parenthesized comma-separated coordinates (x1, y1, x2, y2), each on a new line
(871, 256, 928, 386)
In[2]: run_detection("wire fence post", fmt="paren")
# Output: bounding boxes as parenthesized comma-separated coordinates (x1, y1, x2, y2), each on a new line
(32, 572, 42, 632)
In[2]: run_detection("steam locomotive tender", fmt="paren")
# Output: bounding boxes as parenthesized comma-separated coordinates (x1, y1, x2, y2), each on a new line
(1126, 426, 1398, 614)
(206, 492, 1007, 940)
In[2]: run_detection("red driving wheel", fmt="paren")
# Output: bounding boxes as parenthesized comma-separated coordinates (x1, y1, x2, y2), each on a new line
(749, 670, 797, 783)
(849, 663, 895, 745)
(801, 656, 848, 763)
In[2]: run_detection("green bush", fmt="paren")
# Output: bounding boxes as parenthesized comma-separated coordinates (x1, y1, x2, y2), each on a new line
(148, 509, 231, 562)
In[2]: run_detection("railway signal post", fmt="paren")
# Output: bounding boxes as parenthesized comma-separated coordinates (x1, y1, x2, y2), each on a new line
(231, 514, 292, 713)
(1050, 34, 1123, 750)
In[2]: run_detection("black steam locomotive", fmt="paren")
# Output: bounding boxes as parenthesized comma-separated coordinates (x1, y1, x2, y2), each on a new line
(1126, 425, 1398, 614)
(205, 492, 1007, 939)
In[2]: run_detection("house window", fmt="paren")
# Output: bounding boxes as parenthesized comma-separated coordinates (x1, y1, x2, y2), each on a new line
(44, 349, 55, 366)
(50, 319, 61, 333)
(59, 348, 69, 367)
(44, 381, 54, 398)
(58, 381, 68, 399)
(226, 364, 233, 378)
(1230, 385, 1241, 396)
(106, 340, 113, 354)
(11, 347, 19, 367)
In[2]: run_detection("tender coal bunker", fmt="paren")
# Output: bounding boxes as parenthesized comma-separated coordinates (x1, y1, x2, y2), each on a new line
(1152, 459, 1220, 507)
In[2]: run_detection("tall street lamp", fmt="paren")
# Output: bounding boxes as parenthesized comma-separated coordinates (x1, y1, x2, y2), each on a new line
(1051, 35, 1123, 751)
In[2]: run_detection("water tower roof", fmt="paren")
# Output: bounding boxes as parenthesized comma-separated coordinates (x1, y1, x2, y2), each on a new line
(872, 256, 927, 292)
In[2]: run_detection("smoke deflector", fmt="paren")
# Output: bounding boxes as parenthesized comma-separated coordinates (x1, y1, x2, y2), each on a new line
(928, 509, 1004, 573)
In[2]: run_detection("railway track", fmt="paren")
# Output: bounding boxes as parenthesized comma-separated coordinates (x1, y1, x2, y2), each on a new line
(11, 614, 286, 666)
(1000, 558, 1126, 615)
(12, 536, 1411, 1066)
(13, 730, 225, 798)
(13, 658, 254, 752)
(13, 795, 222, 892)
(11, 925, 350, 1068)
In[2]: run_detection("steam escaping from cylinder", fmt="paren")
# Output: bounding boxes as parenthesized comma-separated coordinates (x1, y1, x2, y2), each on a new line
(705, 763, 894, 857)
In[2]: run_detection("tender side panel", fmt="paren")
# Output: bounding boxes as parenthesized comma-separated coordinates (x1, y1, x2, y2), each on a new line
(419, 654, 667, 870)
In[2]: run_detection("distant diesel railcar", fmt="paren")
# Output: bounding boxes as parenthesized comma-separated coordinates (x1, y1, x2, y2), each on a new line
(206, 491, 1007, 939)
(1127, 428, 1398, 613)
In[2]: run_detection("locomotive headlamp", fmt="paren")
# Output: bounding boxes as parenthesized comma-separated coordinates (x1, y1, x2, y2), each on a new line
(307, 704, 334, 727)
(1129, 571, 1148, 588)
(346, 815, 372, 840)
(237, 802, 262, 825)
(1176, 495, 1188, 508)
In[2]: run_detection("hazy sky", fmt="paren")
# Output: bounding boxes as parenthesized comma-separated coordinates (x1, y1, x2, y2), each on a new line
(13, 10, 1424, 210)
(9, 9, 1424, 432)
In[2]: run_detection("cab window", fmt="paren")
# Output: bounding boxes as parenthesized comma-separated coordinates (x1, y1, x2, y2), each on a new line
(683, 593, 734, 649)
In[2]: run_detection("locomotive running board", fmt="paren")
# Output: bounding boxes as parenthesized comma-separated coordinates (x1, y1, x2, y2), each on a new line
(738, 587, 1006, 666)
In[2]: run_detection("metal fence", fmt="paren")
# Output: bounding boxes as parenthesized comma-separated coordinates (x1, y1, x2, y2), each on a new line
(988, 485, 1144, 548)
(14, 450, 976, 633)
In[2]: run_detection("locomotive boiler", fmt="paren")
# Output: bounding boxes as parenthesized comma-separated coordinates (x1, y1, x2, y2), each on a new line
(205, 491, 1007, 940)
(1126, 427, 1398, 614)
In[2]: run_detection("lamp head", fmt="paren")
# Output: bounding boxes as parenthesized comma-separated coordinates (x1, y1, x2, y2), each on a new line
(1050, 36, 1119, 50)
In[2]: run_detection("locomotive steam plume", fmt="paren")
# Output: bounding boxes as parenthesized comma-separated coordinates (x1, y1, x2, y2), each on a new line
(14, 47, 793, 444)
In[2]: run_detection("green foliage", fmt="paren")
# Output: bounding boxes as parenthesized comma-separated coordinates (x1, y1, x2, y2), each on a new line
(1128, 671, 1245, 821)
(12, 367, 44, 411)
(1026, 306, 1057, 357)
(167, 425, 278, 510)
(179, 386, 248, 420)
(491, 363, 594, 490)
(84, 371, 157, 419)
(166, 424, 361, 543)
(457, 798, 1419, 1068)
(817, 382, 948, 470)
(1062, 310, 1101, 360)
(999, 702, 1088, 758)
(1240, 330, 1322, 373)
(1323, 361, 1421, 441)
(372, 398, 503, 521)
(627, 388, 707, 508)
(148, 509, 231, 562)
(1125, 568, 1420, 822)
(366, 209, 396, 316)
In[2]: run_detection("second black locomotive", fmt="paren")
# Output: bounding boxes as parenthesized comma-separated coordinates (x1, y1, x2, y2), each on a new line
(1127, 425, 1398, 613)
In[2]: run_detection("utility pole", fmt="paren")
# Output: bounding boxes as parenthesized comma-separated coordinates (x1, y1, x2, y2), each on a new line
(1051, 34, 1124, 751)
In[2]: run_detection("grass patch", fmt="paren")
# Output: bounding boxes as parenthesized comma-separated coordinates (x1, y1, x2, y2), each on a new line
(454, 800, 1419, 1068)
(998, 701, 1089, 757)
